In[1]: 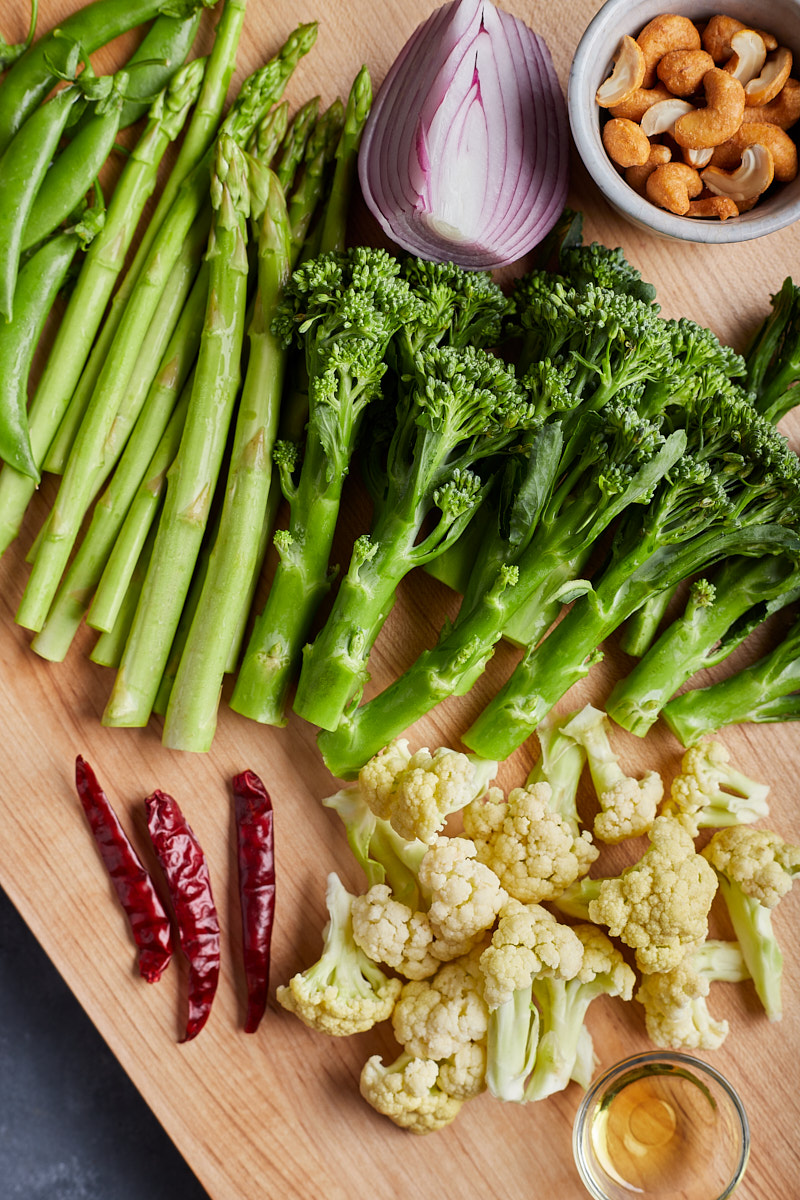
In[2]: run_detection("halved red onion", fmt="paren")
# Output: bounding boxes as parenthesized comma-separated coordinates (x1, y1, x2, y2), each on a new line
(358, 0, 569, 270)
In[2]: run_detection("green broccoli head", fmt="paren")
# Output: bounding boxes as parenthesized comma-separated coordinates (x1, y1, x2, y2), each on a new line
(558, 241, 657, 306)
(401, 256, 511, 350)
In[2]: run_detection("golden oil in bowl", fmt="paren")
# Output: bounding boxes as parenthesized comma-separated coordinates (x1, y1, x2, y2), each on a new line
(573, 1052, 750, 1200)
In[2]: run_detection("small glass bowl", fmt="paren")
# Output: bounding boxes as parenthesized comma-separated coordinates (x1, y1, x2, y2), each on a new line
(572, 1051, 750, 1200)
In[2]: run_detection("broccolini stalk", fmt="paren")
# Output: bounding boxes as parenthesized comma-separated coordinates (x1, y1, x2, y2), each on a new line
(294, 343, 532, 731)
(29, 276, 206, 662)
(16, 27, 316, 632)
(743, 277, 800, 424)
(607, 554, 800, 737)
(0, 58, 205, 549)
(102, 136, 257, 728)
(662, 612, 800, 746)
(229, 247, 421, 728)
(464, 395, 800, 761)
(162, 170, 293, 752)
(318, 405, 687, 779)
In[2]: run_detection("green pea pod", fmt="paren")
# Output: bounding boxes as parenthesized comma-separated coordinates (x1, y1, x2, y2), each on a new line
(0, 207, 105, 480)
(0, 0, 202, 157)
(0, 83, 85, 321)
(118, 10, 204, 129)
(21, 76, 128, 253)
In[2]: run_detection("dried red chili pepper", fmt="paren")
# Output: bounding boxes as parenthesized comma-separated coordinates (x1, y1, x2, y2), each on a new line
(74, 756, 172, 984)
(233, 770, 276, 1033)
(145, 789, 220, 1042)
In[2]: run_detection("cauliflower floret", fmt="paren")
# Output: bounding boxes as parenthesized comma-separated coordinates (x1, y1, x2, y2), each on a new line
(634, 939, 748, 1052)
(358, 739, 496, 845)
(350, 884, 439, 980)
(276, 874, 402, 1036)
(463, 782, 598, 903)
(589, 815, 718, 974)
(702, 827, 800, 1022)
(438, 1041, 487, 1099)
(479, 899, 584, 1010)
(525, 923, 636, 1102)
(417, 835, 507, 954)
(702, 825, 800, 909)
(561, 704, 662, 843)
(360, 1053, 464, 1134)
(663, 741, 770, 835)
(391, 946, 488, 1060)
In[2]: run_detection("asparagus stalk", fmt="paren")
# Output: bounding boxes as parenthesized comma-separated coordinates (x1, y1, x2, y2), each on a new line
(0, 58, 206, 555)
(16, 25, 317, 632)
(102, 136, 257, 728)
(90, 523, 158, 669)
(89, 381, 194, 635)
(30, 275, 206, 662)
(16, 210, 209, 633)
(162, 169, 291, 750)
(316, 65, 371, 255)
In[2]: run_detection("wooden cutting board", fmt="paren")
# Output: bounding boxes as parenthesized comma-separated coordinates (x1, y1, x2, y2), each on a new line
(1, 2, 798, 1197)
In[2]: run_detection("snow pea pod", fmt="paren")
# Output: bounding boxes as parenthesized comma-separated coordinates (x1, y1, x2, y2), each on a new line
(0, 0, 185, 157)
(0, 82, 82, 321)
(118, 9, 204, 128)
(21, 74, 128, 253)
(0, 206, 105, 479)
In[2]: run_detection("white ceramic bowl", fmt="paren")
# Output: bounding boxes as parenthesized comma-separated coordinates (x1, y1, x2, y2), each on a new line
(568, 0, 800, 242)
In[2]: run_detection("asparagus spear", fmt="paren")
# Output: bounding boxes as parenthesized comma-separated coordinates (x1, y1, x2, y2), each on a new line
(0, 57, 206, 556)
(16, 24, 317, 632)
(89, 380, 194, 636)
(30, 275, 206, 662)
(162, 169, 292, 750)
(102, 136, 259, 727)
(43, 0, 249, 473)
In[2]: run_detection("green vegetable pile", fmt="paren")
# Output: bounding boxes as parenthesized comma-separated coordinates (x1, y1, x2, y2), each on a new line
(2, 1, 800, 768)
(276, 725, 799, 1134)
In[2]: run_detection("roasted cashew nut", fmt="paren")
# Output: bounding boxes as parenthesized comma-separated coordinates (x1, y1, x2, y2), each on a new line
(746, 47, 793, 107)
(640, 96, 695, 138)
(636, 13, 701, 88)
(602, 117, 651, 167)
(624, 143, 672, 195)
(683, 146, 714, 168)
(702, 144, 775, 201)
(685, 196, 740, 219)
(742, 77, 800, 130)
(722, 29, 767, 86)
(609, 82, 673, 122)
(597, 35, 647, 106)
(702, 15, 777, 62)
(657, 48, 715, 96)
(673, 68, 746, 149)
(710, 121, 798, 182)
(645, 161, 703, 214)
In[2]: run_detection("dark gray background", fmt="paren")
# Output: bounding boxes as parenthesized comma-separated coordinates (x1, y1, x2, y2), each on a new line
(0, 886, 211, 1200)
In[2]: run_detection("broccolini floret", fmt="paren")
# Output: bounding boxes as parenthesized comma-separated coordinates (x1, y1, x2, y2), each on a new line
(293, 341, 533, 730)
(743, 276, 800, 424)
(230, 247, 420, 727)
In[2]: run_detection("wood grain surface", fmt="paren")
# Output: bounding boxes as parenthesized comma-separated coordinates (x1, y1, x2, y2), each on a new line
(1, 2, 799, 1198)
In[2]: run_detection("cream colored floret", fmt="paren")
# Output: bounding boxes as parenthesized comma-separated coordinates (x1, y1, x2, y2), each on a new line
(358, 740, 493, 845)
(636, 957, 728, 1051)
(351, 884, 439, 979)
(479, 899, 584, 1010)
(391, 946, 488, 1060)
(418, 835, 508, 952)
(437, 1041, 487, 1099)
(589, 815, 718, 974)
(464, 782, 598, 902)
(702, 826, 800, 908)
(359, 1053, 464, 1134)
